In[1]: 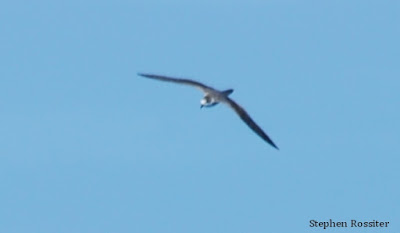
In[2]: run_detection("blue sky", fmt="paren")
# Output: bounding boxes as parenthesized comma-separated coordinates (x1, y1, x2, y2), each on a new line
(1, 1, 399, 232)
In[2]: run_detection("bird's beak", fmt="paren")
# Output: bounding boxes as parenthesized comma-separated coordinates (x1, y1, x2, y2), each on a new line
(200, 105, 203, 109)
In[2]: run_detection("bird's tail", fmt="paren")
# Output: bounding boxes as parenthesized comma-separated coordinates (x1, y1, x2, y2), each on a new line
(222, 89, 234, 96)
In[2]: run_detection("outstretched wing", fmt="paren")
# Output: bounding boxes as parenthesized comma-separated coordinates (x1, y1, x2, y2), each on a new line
(224, 97, 279, 149)
(138, 73, 214, 93)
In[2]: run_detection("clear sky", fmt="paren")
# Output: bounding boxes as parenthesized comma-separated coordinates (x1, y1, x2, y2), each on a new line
(1, 1, 399, 232)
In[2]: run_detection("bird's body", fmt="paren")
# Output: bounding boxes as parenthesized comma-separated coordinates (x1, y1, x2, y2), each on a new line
(200, 89, 234, 108)
(138, 73, 279, 150)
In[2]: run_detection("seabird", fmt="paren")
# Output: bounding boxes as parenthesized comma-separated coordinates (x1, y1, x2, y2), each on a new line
(138, 73, 279, 150)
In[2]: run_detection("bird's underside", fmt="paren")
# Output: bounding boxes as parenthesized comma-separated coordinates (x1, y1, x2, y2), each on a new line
(138, 73, 279, 150)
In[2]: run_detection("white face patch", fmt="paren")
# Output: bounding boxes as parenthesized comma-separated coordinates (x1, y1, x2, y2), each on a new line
(200, 99, 207, 105)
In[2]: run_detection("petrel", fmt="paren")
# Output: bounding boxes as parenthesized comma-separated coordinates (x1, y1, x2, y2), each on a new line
(138, 73, 279, 149)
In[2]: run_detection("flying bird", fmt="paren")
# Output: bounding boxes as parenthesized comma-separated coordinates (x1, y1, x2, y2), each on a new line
(138, 73, 279, 149)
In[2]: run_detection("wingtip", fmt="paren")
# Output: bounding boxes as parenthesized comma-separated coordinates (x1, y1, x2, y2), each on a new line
(271, 144, 279, 150)
(138, 73, 158, 79)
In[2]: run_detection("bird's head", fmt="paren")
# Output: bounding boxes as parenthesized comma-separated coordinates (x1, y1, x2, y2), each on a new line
(200, 98, 207, 109)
